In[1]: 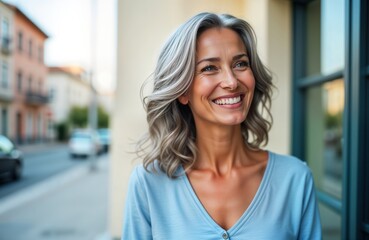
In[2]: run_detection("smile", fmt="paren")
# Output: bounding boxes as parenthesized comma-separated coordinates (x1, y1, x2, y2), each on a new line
(213, 95, 242, 105)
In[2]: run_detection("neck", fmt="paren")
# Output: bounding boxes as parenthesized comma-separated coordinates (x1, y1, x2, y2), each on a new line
(193, 124, 252, 175)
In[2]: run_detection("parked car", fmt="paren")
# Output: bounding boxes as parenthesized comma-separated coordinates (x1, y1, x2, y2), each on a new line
(68, 129, 102, 158)
(0, 135, 23, 181)
(97, 128, 111, 153)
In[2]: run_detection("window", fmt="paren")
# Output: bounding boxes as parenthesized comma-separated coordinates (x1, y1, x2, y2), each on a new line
(1, 61, 9, 89)
(28, 76, 32, 92)
(292, 0, 369, 239)
(17, 71, 22, 92)
(27, 112, 33, 140)
(38, 45, 43, 63)
(18, 31, 23, 51)
(28, 39, 32, 57)
(1, 18, 9, 37)
(38, 80, 42, 93)
(38, 113, 42, 139)
(49, 88, 55, 101)
(1, 108, 8, 136)
(1, 18, 10, 50)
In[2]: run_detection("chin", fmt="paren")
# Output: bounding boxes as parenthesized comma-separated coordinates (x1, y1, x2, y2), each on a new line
(218, 115, 247, 125)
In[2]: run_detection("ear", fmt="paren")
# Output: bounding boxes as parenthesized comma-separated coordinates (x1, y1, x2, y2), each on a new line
(178, 94, 189, 105)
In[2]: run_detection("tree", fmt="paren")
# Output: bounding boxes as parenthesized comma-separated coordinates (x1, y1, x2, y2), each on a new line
(98, 106, 110, 128)
(68, 106, 88, 128)
(67, 105, 109, 129)
(55, 121, 69, 141)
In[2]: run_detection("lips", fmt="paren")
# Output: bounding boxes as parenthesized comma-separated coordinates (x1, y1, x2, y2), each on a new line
(213, 94, 244, 105)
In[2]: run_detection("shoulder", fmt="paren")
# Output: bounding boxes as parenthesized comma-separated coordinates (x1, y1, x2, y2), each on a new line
(267, 152, 317, 202)
(128, 161, 181, 191)
(130, 162, 166, 182)
(268, 151, 314, 186)
(270, 151, 311, 175)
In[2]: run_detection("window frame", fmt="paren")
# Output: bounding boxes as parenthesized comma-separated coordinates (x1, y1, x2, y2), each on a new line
(292, 0, 369, 238)
(17, 31, 23, 52)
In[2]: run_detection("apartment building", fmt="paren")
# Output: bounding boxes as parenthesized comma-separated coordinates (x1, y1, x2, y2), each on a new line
(3, 3, 50, 143)
(48, 66, 91, 124)
(111, 0, 369, 239)
(0, 2, 13, 137)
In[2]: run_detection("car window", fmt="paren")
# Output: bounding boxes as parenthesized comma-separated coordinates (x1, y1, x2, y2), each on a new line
(0, 135, 14, 153)
(98, 129, 110, 140)
(72, 132, 92, 139)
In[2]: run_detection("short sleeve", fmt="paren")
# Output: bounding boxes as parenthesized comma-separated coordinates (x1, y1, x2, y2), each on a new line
(298, 170, 322, 240)
(121, 166, 152, 240)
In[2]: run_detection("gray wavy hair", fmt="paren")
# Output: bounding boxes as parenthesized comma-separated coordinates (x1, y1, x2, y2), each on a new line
(137, 12, 273, 178)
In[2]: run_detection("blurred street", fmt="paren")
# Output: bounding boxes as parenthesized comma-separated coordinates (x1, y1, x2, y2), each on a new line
(0, 143, 109, 240)
(0, 143, 78, 198)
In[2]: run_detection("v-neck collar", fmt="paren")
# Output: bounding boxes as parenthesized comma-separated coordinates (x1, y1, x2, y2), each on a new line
(180, 151, 275, 235)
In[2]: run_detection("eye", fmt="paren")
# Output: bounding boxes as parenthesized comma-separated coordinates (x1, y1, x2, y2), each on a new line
(234, 60, 250, 70)
(200, 65, 218, 73)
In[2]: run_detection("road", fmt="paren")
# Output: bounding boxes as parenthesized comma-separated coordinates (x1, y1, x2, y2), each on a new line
(0, 145, 91, 199)
(0, 146, 109, 240)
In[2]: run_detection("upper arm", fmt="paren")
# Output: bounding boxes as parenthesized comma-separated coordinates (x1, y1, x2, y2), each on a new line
(121, 166, 152, 240)
(298, 170, 322, 240)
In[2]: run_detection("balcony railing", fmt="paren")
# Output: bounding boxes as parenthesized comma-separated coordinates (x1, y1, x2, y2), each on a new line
(0, 88, 13, 102)
(25, 91, 49, 105)
(1, 37, 11, 55)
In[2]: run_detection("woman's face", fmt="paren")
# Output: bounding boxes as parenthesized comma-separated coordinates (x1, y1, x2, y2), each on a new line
(179, 27, 255, 128)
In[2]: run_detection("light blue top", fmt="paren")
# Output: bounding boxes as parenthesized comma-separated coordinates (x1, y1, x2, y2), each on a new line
(122, 152, 322, 239)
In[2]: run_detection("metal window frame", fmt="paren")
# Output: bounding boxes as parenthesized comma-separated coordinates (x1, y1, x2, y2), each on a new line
(362, 0, 369, 236)
(292, 0, 368, 238)
(297, 71, 344, 88)
(343, 0, 367, 238)
(292, 0, 344, 218)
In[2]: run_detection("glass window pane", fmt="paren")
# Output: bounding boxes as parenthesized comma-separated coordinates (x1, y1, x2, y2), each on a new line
(367, 1, 369, 68)
(306, 0, 345, 76)
(305, 79, 344, 199)
(319, 203, 341, 240)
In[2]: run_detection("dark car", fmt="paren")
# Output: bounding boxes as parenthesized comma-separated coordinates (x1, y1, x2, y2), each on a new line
(0, 135, 23, 181)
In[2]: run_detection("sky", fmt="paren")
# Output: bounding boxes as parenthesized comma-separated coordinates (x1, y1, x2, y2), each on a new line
(3, 0, 117, 93)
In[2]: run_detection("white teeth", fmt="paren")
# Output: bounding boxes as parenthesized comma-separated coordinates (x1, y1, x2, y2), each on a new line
(214, 96, 241, 105)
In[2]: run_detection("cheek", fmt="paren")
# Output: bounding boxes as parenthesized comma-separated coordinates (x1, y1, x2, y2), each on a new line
(191, 76, 218, 98)
(238, 71, 255, 91)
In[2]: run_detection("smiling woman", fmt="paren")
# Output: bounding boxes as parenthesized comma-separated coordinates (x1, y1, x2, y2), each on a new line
(122, 12, 322, 240)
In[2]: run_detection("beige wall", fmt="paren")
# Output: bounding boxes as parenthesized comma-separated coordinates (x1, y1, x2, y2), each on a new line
(266, 0, 292, 154)
(110, 0, 291, 238)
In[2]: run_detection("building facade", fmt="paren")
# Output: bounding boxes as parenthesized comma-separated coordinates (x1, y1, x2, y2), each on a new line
(0, 2, 13, 138)
(4, 3, 50, 144)
(48, 66, 90, 124)
(111, 0, 368, 239)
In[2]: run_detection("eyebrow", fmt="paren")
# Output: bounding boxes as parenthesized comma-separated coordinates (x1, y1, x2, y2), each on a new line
(196, 53, 249, 65)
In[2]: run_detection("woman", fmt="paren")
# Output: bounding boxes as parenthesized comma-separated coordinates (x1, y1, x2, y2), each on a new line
(122, 12, 321, 239)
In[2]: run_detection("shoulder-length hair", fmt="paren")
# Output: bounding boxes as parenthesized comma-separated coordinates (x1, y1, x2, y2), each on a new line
(137, 12, 273, 178)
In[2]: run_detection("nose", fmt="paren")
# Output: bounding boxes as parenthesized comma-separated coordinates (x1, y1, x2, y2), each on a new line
(220, 68, 238, 90)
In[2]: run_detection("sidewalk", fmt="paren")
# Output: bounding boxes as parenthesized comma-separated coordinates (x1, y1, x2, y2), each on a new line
(0, 155, 109, 240)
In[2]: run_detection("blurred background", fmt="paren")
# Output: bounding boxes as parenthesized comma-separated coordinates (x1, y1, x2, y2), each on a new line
(0, 0, 368, 240)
